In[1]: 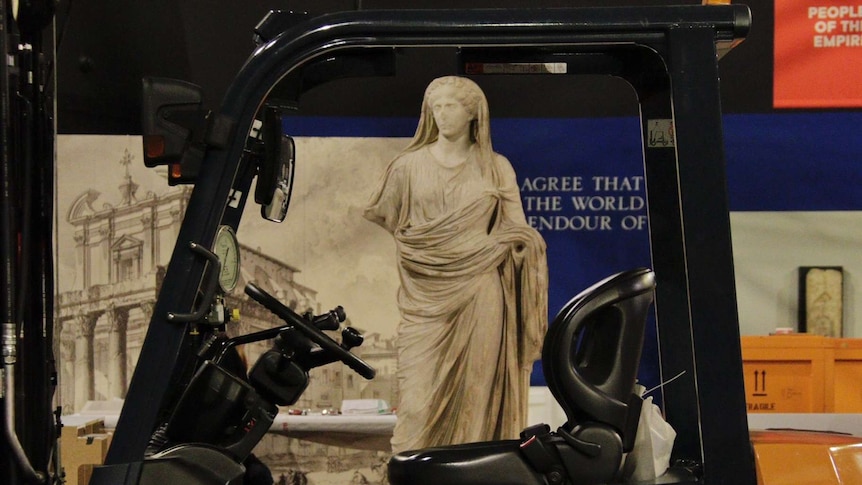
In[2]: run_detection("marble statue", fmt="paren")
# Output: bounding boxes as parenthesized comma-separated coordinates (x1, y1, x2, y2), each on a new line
(363, 75, 548, 453)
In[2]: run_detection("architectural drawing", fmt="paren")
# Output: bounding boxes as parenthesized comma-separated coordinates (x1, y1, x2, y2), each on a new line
(56, 136, 399, 483)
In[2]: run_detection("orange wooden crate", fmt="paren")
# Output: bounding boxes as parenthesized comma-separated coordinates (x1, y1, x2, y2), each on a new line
(831, 338, 862, 413)
(741, 335, 832, 413)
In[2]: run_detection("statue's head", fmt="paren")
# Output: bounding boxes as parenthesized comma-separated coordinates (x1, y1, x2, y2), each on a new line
(423, 76, 486, 124)
(412, 76, 491, 149)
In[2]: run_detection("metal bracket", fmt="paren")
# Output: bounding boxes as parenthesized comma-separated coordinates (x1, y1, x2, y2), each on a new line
(167, 242, 220, 323)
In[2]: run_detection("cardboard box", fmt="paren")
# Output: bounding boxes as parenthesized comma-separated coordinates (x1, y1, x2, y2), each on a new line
(60, 419, 113, 485)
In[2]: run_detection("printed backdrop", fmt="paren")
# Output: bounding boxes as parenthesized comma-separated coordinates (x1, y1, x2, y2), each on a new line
(271, 116, 654, 388)
(275, 110, 862, 388)
(56, 109, 862, 482)
(774, 1, 862, 108)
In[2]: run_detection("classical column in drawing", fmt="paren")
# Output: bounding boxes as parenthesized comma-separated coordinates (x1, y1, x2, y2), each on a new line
(73, 312, 99, 410)
(106, 304, 129, 398)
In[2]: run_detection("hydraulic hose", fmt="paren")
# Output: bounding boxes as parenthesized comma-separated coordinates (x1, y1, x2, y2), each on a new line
(3, 322, 46, 484)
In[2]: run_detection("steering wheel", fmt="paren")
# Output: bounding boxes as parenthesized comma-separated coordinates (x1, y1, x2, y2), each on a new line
(244, 283, 376, 379)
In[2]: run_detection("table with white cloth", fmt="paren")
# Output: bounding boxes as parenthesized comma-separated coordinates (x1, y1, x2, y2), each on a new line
(67, 400, 397, 451)
(270, 413, 396, 451)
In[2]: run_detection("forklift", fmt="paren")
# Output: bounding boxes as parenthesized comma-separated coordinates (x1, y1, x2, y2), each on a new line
(4, 3, 859, 485)
(95, 4, 757, 483)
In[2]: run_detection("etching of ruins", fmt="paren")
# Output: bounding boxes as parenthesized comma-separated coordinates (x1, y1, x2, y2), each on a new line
(56, 136, 404, 484)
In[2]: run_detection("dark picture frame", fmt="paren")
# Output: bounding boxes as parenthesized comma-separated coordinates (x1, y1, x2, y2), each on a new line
(798, 266, 844, 337)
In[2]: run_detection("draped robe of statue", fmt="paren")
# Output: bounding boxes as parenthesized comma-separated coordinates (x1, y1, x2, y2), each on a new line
(364, 145, 548, 453)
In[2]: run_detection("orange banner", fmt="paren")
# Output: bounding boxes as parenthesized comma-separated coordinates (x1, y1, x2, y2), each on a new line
(774, 1, 862, 108)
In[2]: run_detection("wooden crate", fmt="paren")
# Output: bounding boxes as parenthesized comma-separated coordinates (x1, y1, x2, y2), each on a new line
(60, 419, 112, 485)
(741, 335, 831, 413)
(831, 338, 862, 413)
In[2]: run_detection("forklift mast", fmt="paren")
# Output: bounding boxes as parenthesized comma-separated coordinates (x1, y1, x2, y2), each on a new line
(1, 0, 59, 483)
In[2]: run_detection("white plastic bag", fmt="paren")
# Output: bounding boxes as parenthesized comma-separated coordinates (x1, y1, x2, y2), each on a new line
(626, 395, 677, 481)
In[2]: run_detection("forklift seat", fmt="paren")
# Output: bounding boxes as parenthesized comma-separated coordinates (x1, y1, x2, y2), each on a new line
(389, 268, 656, 485)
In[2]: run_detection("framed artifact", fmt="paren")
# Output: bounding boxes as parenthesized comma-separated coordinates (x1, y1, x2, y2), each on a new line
(798, 266, 844, 337)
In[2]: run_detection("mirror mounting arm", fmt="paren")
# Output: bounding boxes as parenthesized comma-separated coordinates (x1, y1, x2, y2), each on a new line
(166, 242, 221, 323)
(204, 113, 238, 150)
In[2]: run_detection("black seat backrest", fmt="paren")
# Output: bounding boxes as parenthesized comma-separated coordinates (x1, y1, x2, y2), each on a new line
(542, 268, 655, 446)
(387, 269, 657, 485)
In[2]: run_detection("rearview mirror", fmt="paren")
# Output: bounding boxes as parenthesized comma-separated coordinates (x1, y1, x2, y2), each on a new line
(256, 108, 295, 222)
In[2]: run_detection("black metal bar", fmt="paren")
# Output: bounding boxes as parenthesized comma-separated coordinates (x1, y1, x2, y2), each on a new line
(665, 26, 754, 485)
(637, 68, 706, 468)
